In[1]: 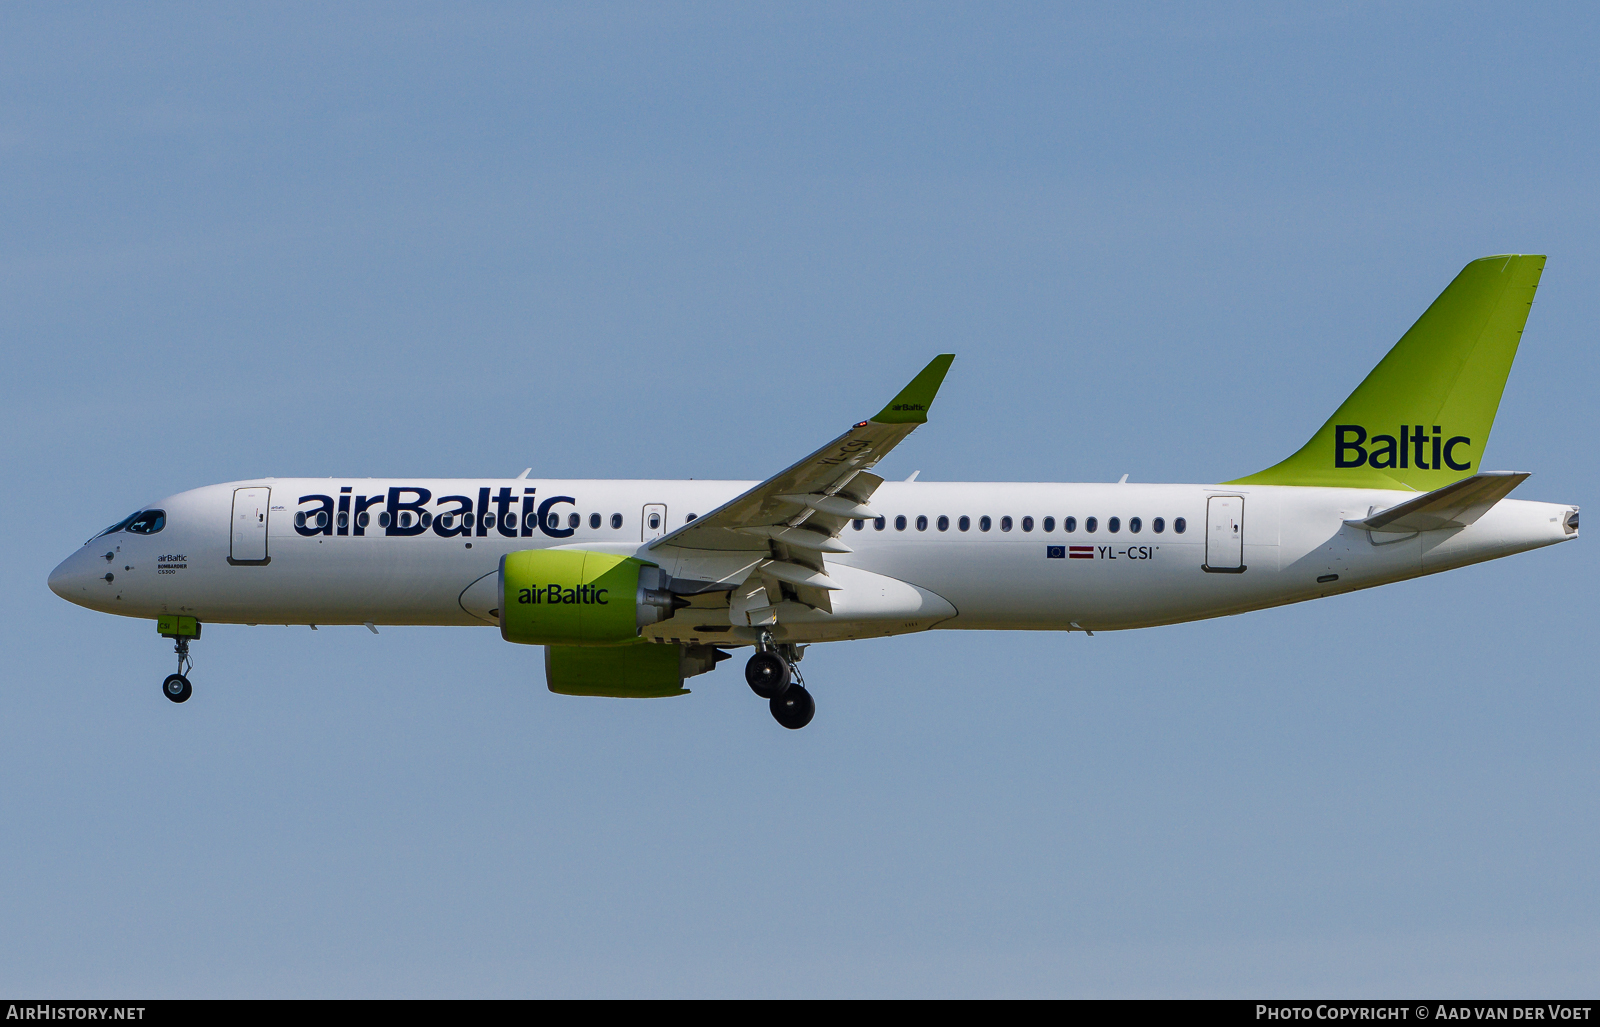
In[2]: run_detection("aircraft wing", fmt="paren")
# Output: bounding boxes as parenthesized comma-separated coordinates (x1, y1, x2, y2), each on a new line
(1345, 471, 1530, 533)
(647, 355, 954, 612)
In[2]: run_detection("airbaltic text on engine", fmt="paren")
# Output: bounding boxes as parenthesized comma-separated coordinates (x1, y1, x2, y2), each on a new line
(519, 584, 609, 606)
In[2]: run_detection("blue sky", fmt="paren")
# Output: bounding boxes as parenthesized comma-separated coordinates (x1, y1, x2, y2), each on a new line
(2, 2, 1596, 996)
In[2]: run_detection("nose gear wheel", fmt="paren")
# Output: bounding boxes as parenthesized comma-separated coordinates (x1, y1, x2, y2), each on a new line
(163, 674, 192, 703)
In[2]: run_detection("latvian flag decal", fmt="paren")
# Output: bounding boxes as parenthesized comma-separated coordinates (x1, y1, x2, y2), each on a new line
(1068, 545, 1094, 559)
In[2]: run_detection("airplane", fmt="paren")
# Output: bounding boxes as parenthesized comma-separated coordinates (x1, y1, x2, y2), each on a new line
(47, 254, 1577, 729)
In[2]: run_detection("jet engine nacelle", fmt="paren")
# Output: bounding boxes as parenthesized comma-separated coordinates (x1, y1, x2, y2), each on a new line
(499, 549, 684, 646)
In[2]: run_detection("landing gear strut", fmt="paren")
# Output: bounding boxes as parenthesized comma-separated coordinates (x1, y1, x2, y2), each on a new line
(745, 639, 814, 729)
(157, 616, 200, 704)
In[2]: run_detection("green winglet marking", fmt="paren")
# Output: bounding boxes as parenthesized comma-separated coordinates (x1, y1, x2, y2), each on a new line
(872, 354, 956, 424)
(1228, 254, 1545, 490)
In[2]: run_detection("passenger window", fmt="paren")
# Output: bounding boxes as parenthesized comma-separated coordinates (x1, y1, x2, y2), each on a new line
(481, 513, 493, 529)
(648, 513, 661, 529)
(1021, 516, 1033, 532)
(590, 513, 601, 529)
(937, 515, 949, 532)
(358, 512, 371, 528)
(506, 513, 518, 529)
(294, 512, 306, 529)
(399, 512, 413, 528)
(338, 512, 349, 530)
(1153, 517, 1165, 533)
(1065, 516, 1077, 532)
(958, 515, 970, 531)
(1000, 516, 1012, 532)
(916, 515, 928, 531)
(1043, 516, 1055, 532)
(569, 513, 581, 528)
(1130, 517, 1141, 533)
(874, 516, 886, 531)
(686, 513, 697, 522)
(439, 514, 452, 529)
(610, 513, 622, 529)
(379, 512, 392, 528)
(1175, 517, 1187, 534)
(1086, 516, 1098, 533)
(463, 513, 474, 529)
(979, 516, 992, 532)
(853, 519, 865, 531)
(895, 515, 908, 531)
(1108, 517, 1120, 533)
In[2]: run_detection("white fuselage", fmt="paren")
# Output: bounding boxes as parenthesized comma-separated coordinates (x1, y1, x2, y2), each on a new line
(48, 477, 1577, 643)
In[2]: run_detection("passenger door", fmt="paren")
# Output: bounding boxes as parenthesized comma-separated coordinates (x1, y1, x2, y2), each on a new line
(230, 487, 271, 564)
(1204, 495, 1244, 572)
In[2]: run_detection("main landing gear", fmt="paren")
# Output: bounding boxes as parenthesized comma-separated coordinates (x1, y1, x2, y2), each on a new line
(745, 641, 815, 730)
(157, 615, 201, 704)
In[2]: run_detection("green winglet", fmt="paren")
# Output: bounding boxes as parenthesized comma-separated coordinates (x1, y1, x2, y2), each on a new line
(872, 354, 956, 424)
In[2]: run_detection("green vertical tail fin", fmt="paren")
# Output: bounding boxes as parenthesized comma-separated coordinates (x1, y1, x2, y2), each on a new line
(1228, 254, 1545, 490)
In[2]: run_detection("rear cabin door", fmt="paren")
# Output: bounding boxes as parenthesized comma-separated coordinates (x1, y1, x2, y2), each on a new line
(231, 487, 271, 564)
(642, 504, 668, 542)
(1204, 495, 1244, 572)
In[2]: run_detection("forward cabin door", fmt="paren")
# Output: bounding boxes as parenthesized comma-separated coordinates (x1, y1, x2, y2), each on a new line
(642, 504, 668, 542)
(1204, 495, 1244, 572)
(230, 487, 271, 564)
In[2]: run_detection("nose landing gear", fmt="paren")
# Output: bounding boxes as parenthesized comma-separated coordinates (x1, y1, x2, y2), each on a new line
(746, 639, 814, 729)
(157, 615, 200, 704)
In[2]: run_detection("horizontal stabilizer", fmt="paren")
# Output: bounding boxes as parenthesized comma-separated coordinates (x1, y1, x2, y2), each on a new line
(1345, 471, 1529, 533)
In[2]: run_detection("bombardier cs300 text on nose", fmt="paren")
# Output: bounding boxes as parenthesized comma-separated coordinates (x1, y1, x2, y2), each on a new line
(49, 256, 1578, 728)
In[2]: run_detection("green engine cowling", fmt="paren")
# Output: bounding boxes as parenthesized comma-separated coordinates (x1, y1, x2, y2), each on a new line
(500, 549, 681, 646)
(544, 642, 726, 698)
(501, 549, 727, 697)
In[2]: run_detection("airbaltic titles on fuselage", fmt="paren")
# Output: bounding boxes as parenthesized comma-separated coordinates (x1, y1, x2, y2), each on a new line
(292, 486, 579, 539)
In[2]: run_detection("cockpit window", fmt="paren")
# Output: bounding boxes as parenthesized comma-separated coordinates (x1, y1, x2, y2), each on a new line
(91, 509, 166, 543)
(90, 511, 142, 542)
(126, 510, 166, 534)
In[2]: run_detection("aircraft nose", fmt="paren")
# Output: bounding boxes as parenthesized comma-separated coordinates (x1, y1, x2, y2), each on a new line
(48, 549, 102, 603)
(48, 555, 73, 599)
